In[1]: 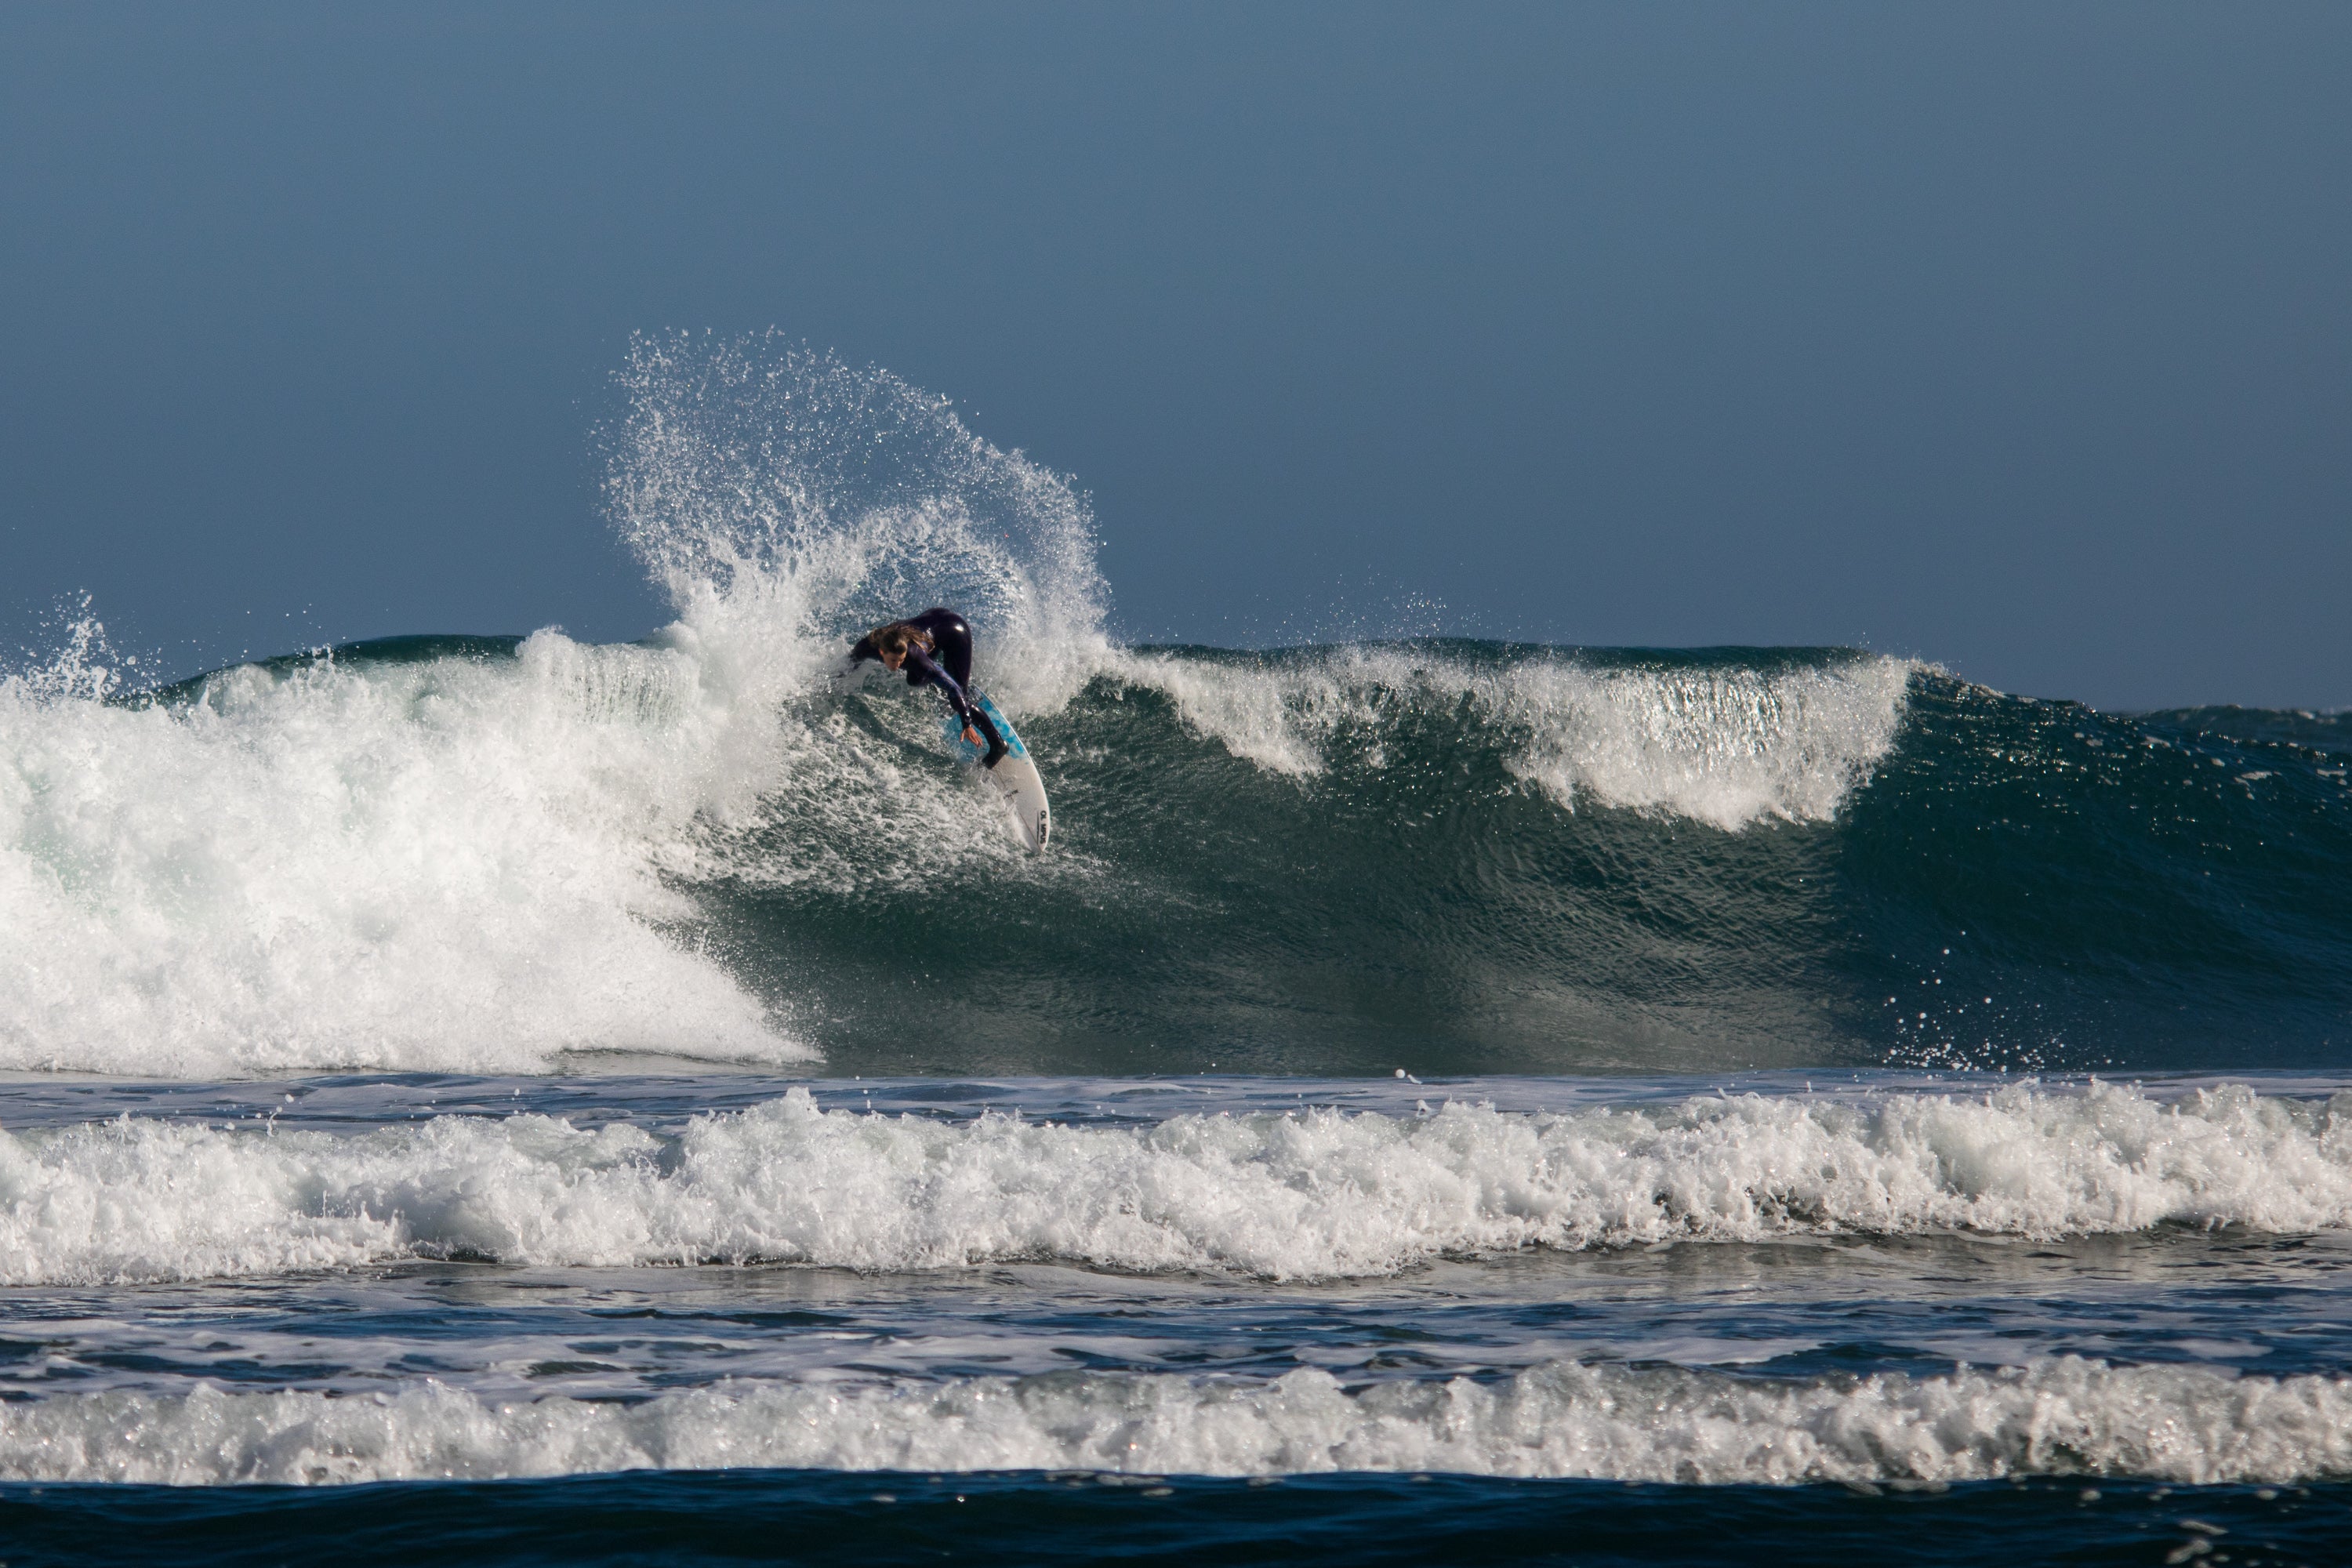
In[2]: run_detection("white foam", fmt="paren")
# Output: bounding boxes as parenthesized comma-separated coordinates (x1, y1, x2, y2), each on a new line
(0, 630, 805, 1076)
(3, 1083, 2349, 1287)
(1107, 647, 1917, 830)
(1, 1356, 2344, 1485)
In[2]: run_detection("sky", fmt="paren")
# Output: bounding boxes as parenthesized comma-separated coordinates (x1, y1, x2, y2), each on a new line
(2, 2, 2347, 710)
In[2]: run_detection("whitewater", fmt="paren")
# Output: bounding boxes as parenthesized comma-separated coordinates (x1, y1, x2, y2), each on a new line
(3, 336, 2349, 1562)
(4, 1081, 2352, 1287)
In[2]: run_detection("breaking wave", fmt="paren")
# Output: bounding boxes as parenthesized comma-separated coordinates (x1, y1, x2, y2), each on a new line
(4, 1083, 2350, 1287)
(4, 1357, 2347, 1486)
(2, 334, 2345, 1077)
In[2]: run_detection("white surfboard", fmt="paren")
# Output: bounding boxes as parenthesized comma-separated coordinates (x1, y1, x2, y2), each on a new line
(943, 691, 1051, 851)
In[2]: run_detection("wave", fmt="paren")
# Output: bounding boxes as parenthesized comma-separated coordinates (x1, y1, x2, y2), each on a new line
(3, 1357, 2347, 1486)
(3, 335, 2347, 1077)
(3, 1084, 2348, 1287)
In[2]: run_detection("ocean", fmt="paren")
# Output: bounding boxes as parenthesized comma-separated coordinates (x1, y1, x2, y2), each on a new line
(1, 338, 2347, 1563)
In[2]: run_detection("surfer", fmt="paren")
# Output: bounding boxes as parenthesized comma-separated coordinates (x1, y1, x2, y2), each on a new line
(849, 608, 1009, 767)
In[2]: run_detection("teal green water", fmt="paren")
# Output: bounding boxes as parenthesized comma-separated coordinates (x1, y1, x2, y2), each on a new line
(648, 642, 2352, 1077)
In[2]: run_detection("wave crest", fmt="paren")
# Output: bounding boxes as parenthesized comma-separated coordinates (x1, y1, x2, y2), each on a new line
(1110, 647, 1916, 830)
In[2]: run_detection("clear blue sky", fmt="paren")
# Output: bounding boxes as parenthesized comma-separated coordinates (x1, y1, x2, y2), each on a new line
(4, 2, 2346, 709)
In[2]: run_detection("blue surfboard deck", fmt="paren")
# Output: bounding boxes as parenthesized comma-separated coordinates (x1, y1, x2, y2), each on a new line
(942, 691, 1029, 763)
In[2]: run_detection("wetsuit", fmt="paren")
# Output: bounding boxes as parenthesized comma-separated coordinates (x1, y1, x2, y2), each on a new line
(849, 608, 1009, 768)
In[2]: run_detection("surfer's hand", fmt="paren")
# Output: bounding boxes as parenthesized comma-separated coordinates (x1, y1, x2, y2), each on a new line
(964, 726, 982, 746)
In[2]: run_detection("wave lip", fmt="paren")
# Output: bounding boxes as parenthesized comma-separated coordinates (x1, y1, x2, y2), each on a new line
(3, 1357, 2347, 1486)
(3, 1083, 2349, 1287)
(1107, 645, 1917, 831)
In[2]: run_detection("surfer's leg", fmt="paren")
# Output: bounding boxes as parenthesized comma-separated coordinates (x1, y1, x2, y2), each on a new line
(969, 702, 1009, 768)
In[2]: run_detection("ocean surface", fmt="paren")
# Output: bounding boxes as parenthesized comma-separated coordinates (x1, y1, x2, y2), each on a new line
(2, 339, 2347, 1563)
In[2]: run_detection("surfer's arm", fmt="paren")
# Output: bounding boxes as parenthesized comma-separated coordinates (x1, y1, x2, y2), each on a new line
(907, 648, 1010, 768)
(903, 643, 956, 701)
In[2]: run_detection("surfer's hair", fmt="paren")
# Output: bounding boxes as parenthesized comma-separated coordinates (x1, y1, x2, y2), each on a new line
(873, 622, 935, 659)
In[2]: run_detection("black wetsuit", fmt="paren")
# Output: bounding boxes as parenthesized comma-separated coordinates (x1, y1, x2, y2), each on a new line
(849, 608, 1009, 767)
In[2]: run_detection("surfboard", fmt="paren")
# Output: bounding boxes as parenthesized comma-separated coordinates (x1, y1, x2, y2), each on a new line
(943, 691, 1051, 852)
(830, 655, 1049, 851)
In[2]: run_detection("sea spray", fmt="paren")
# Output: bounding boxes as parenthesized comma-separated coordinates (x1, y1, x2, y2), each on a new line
(602, 334, 1111, 718)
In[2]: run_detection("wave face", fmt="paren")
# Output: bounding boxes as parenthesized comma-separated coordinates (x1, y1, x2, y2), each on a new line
(2, 335, 2347, 1077)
